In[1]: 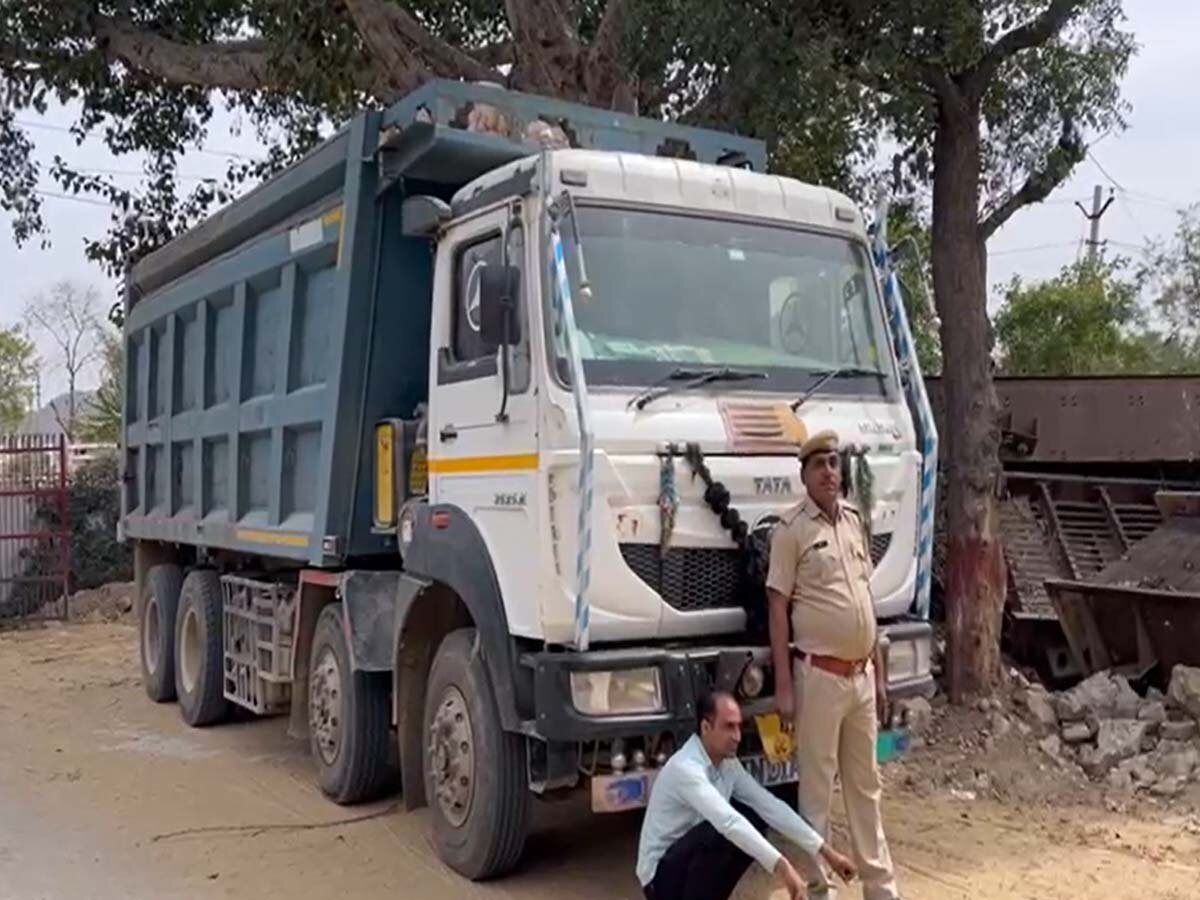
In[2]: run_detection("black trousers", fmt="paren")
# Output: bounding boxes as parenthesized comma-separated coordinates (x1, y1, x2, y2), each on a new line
(644, 804, 767, 900)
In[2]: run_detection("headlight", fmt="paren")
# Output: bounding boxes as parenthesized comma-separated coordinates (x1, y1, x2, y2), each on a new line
(886, 638, 929, 681)
(570, 667, 665, 716)
(738, 662, 765, 699)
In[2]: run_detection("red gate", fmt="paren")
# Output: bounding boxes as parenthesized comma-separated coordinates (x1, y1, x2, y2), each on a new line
(0, 434, 70, 622)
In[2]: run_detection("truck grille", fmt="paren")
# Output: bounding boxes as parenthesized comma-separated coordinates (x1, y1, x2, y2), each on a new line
(619, 544, 744, 613)
(870, 532, 892, 566)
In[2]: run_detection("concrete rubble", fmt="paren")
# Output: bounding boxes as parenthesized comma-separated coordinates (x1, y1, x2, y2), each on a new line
(1007, 667, 1200, 801)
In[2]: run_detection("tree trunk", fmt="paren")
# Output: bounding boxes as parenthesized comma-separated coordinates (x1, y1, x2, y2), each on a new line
(929, 96, 1006, 702)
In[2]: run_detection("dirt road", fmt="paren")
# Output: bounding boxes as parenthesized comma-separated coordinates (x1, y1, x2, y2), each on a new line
(2, 623, 1199, 900)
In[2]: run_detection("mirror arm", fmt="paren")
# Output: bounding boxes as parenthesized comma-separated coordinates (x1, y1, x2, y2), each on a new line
(495, 201, 515, 424)
(495, 308, 511, 423)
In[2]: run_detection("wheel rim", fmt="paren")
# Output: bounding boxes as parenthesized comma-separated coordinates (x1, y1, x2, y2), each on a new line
(179, 605, 201, 694)
(310, 646, 343, 766)
(142, 598, 160, 673)
(429, 686, 475, 828)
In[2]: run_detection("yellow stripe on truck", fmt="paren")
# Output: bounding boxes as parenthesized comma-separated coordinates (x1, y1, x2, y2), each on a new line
(236, 529, 310, 548)
(427, 453, 538, 474)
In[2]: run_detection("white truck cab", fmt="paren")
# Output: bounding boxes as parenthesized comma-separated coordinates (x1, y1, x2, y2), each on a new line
(425, 149, 925, 649)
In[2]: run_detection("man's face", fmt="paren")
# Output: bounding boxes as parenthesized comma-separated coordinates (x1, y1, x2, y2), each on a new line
(701, 695, 743, 760)
(803, 450, 842, 509)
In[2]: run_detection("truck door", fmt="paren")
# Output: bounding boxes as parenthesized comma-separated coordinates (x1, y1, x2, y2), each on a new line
(427, 206, 541, 637)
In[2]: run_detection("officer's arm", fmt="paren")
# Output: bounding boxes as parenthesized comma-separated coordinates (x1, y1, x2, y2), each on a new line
(765, 526, 798, 702)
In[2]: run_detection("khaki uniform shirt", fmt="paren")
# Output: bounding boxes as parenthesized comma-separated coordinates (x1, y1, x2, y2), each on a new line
(765, 497, 876, 662)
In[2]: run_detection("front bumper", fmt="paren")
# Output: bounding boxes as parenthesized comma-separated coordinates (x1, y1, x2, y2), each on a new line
(525, 619, 934, 742)
(526, 644, 774, 742)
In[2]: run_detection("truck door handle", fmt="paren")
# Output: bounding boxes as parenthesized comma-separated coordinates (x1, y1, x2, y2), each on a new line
(439, 425, 458, 443)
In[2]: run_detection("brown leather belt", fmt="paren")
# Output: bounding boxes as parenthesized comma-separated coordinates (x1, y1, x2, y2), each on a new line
(791, 648, 869, 677)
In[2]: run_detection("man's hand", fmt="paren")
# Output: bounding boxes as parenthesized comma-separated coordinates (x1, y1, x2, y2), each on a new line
(820, 845, 858, 883)
(773, 856, 807, 900)
(875, 677, 890, 726)
(776, 681, 795, 723)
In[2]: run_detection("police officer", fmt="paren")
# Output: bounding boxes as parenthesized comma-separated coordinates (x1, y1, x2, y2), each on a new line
(765, 429, 900, 900)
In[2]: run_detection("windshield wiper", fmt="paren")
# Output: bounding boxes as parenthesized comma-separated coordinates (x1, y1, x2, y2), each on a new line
(629, 366, 768, 411)
(790, 366, 885, 412)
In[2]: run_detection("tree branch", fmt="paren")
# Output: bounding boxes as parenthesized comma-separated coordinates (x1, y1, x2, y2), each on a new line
(90, 15, 274, 92)
(341, 0, 500, 99)
(469, 41, 514, 68)
(592, 0, 627, 64)
(978, 115, 1085, 241)
(970, 0, 1085, 92)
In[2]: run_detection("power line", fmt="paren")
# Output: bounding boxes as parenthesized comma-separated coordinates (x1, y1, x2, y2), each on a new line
(1088, 150, 1125, 193)
(990, 240, 1080, 257)
(33, 189, 113, 208)
(68, 165, 218, 183)
(12, 117, 260, 162)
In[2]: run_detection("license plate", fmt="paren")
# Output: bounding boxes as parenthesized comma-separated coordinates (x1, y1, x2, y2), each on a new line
(740, 753, 798, 787)
(591, 770, 658, 813)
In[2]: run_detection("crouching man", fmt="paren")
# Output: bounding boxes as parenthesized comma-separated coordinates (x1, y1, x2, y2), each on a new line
(636, 690, 857, 900)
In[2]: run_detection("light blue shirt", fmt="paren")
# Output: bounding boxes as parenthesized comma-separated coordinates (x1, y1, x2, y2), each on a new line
(635, 734, 824, 886)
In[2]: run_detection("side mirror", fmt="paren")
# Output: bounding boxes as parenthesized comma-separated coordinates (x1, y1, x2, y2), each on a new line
(479, 265, 521, 346)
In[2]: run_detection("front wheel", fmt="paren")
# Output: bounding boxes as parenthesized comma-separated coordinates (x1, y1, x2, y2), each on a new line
(424, 628, 530, 880)
(308, 604, 393, 804)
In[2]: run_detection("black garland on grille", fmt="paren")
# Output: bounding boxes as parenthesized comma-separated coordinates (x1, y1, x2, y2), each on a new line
(681, 442, 770, 637)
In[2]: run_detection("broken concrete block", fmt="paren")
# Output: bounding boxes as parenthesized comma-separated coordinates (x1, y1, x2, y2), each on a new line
(1161, 720, 1199, 742)
(1025, 691, 1060, 735)
(1150, 776, 1187, 798)
(1039, 734, 1063, 760)
(1167, 665, 1200, 720)
(1056, 672, 1121, 721)
(989, 711, 1013, 739)
(897, 696, 933, 734)
(1113, 677, 1141, 720)
(1107, 766, 1134, 791)
(1151, 743, 1199, 779)
(1083, 720, 1151, 776)
(1138, 701, 1167, 725)
(1061, 721, 1095, 745)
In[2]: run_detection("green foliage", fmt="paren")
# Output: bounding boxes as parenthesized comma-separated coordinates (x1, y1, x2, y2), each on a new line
(993, 258, 1200, 375)
(792, 1, 1135, 227)
(887, 203, 942, 375)
(78, 329, 122, 444)
(0, 0, 882, 298)
(0, 325, 37, 430)
(1140, 204, 1200, 340)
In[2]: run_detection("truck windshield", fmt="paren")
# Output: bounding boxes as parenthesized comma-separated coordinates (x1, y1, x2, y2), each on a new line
(547, 205, 896, 398)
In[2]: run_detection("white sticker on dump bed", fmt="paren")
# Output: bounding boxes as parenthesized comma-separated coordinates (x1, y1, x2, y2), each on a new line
(289, 217, 324, 254)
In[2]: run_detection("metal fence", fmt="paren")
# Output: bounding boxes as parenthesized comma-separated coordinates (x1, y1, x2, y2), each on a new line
(0, 434, 70, 622)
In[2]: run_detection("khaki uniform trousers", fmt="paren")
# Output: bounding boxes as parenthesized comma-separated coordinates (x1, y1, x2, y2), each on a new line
(793, 658, 899, 900)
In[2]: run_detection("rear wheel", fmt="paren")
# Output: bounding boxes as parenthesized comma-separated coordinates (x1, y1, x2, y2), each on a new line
(174, 569, 230, 727)
(424, 627, 530, 880)
(139, 564, 183, 702)
(308, 604, 393, 804)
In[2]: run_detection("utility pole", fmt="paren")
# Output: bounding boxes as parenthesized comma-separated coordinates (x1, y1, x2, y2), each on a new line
(1075, 185, 1115, 262)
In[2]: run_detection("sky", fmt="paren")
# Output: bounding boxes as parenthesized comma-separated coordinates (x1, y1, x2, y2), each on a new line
(1, 0, 1196, 396)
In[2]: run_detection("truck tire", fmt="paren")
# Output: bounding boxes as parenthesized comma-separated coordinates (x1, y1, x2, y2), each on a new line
(174, 569, 230, 727)
(424, 627, 530, 880)
(309, 604, 393, 804)
(139, 564, 183, 702)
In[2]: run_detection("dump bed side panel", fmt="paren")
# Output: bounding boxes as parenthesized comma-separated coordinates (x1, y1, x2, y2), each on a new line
(122, 115, 390, 564)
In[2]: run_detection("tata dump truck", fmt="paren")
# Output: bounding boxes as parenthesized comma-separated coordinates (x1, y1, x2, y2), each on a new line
(122, 80, 936, 880)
